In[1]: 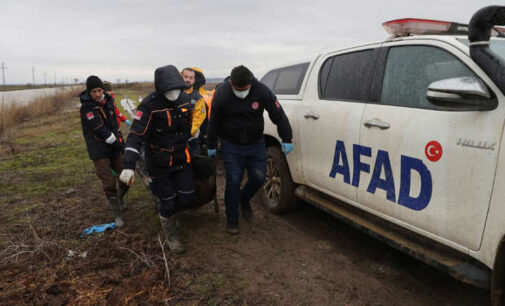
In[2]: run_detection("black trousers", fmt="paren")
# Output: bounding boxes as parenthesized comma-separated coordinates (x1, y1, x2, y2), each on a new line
(150, 165, 195, 218)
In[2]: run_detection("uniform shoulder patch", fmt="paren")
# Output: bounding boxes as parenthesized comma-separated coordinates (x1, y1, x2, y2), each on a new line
(275, 101, 281, 109)
(134, 110, 143, 120)
(86, 112, 95, 120)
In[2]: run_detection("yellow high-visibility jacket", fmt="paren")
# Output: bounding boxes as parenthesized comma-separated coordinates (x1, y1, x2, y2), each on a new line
(185, 87, 207, 136)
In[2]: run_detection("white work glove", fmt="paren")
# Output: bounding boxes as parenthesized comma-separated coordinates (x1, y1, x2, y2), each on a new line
(119, 169, 135, 186)
(189, 129, 200, 141)
(105, 133, 117, 144)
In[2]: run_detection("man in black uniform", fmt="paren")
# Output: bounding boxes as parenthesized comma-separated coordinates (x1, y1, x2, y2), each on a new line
(79, 75, 129, 227)
(119, 65, 193, 254)
(207, 65, 293, 234)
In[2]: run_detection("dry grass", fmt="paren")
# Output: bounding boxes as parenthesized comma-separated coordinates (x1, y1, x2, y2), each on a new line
(0, 88, 81, 140)
(113, 82, 153, 93)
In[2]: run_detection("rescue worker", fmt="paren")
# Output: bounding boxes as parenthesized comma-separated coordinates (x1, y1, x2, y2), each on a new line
(181, 68, 206, 156)
(79, 75, 129, 227)
(103, 81, 131, 128)
(190, 67, 212, 151)
(207, 65, 293, 234)
(119, 65, 193, 254)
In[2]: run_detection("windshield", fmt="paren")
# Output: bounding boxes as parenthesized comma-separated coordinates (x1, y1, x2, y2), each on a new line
(458, 38, 505, 59)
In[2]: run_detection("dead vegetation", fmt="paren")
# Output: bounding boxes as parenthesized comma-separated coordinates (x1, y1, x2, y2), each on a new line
(0, 87, 81, 140)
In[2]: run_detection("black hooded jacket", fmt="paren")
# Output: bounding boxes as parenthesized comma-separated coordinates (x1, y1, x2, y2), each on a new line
(79, 91, 124, 160)
(207, 77, 292, 148)
(123, 65, 192, 175)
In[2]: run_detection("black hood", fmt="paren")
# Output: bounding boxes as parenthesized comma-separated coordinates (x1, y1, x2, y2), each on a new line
(192, 67, 206, 90)
(155, 65, 188, 94)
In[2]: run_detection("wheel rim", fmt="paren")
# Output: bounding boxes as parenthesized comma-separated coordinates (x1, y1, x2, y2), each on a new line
(264, 157, 281, 203)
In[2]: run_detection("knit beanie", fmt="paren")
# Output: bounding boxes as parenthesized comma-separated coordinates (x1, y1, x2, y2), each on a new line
(86, 75, 104, 91)
(103, 81, 113, 92)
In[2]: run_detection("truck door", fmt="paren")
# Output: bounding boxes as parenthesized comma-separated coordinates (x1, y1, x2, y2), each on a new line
(298, 47, 379, 202)
(357, 41, 504, 250)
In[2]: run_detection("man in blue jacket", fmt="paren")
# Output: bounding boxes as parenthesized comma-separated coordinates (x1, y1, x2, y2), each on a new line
(207, 65, 293, 234)
(79, 75, 129, 227)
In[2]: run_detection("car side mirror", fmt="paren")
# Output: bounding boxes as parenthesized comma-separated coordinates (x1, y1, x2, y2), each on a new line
(427, 76, 497, 110)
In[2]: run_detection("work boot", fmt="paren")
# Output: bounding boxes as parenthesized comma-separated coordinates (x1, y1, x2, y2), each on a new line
(175, 213, 182, 229)
(117, 185, 129, 212)
(107, 196, 124, 227)
(240, 200, 252, 221)
(160, 215, 185, 254)
(225, 219, 239, 235)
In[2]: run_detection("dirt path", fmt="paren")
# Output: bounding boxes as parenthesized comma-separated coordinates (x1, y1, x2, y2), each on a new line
(179, 161, 490, 305)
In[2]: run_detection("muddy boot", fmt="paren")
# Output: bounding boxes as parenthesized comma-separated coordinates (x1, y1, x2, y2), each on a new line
(175, 213, 182, 229)
(240, 200, 252, 221)
(107, 196, 124, 227)
(117, 184, 129, 212)
(159, 215, 185, 254)
(225, 219, 239, 235)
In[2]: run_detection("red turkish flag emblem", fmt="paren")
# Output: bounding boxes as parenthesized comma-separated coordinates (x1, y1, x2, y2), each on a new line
(134, 110, 143, 120)
(251, 102, 259, 110)
(425, 141, 442, 162)
(275, 100, 281, 109)
(86, 112, 94, 120)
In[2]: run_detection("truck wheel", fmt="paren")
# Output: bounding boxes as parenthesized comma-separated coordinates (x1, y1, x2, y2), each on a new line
(492, 237, 505, 306)
(260, 145, 300, 213)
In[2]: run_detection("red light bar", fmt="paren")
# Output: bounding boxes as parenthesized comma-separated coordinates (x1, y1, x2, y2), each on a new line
(383, 18, 453, 36)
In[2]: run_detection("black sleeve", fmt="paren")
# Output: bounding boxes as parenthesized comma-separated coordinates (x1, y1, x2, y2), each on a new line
(80, 105, 114, 140)
(207, 94, 223, 149)
(123, 104, 152, 170)
(264, 88, 293, 143)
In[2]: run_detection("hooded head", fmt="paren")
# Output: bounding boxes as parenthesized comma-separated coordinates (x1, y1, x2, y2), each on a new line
(192, 67, 206, 90)
(154, 65, 187, 94)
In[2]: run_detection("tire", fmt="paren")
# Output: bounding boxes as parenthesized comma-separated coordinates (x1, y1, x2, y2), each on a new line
(260, 145, 301, 213)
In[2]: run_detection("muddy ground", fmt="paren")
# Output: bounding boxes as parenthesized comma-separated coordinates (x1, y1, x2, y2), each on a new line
(0, 97, 491, 305)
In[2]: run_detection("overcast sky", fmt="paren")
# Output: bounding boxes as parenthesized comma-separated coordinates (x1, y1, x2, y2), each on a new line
(0, 0, 498, 84)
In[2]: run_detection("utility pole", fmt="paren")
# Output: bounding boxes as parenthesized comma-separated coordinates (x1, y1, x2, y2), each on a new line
(54, 71, 56, 86)
(32, 66, 35, 85)
(1, 62, 6, 86)
(44, 72, 47, 85)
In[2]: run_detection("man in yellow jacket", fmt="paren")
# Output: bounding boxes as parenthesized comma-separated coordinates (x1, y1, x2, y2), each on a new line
(181, 67, 207, 156)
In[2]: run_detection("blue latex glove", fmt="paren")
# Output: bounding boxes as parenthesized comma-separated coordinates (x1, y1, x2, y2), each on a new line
(207, 149, 217, 157)
(282, 142, 293, 155)
(82, 223, 116, 236)
(125, 119, 131, 126)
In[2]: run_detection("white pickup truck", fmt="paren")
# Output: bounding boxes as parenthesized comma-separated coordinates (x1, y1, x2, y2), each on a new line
(260, 6, 505, 302)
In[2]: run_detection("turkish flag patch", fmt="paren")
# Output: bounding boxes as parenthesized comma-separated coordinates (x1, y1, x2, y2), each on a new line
(275, 101, 281, 109)
(251, 102, 259, 110)
(134, 110, 143, 120)
(86, 112, 94, 120)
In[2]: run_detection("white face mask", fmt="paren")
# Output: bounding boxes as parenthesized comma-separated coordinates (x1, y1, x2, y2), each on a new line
(233, 88, 250, 99)
(164, 89, 181, 101)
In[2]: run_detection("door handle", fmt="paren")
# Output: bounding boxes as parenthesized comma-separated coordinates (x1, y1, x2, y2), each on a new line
(304, 111, 320, 120)
(364, 119, 390, 129)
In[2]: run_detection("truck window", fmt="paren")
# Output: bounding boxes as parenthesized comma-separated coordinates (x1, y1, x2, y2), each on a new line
(261, 70, 278, 90)
(381, 45, 480, 110)
(322, 50, 374, 101)
(260, 63, 310, 95)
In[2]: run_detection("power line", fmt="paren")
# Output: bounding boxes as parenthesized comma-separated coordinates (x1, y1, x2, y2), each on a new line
(1, 62, 6, 86)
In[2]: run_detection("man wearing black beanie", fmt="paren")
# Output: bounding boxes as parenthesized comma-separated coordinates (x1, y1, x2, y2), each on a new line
(79, 75, 129, 227)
